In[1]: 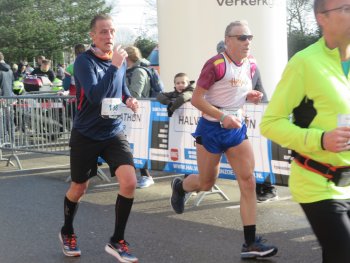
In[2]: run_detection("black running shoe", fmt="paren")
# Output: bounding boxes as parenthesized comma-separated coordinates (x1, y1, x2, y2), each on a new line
(170, 177, 185, 214)
(257, 185, 278, 203)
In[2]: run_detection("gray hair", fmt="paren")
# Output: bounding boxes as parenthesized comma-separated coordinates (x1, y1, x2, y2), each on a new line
(225, 20, 249, 37)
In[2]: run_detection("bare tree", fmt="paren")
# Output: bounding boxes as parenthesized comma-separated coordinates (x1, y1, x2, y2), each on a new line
(109, 0, 158, 41)
(116, 27, 137, 46)
(287, 0, 315, 35)
(108, 0, 122, 17)
(135, 0, 158, 40)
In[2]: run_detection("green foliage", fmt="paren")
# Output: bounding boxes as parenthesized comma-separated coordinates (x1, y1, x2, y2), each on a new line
(0, 0, 112, 64)
(0, 0, 321, 65)
(134, 36, 157, 59)
(287, 30, 321, 59)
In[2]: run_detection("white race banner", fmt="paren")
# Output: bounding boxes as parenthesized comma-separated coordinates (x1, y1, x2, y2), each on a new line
(123, 100, 290, 185)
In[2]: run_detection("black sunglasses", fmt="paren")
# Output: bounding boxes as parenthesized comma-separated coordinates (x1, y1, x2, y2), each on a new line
(227, 35, 253, 41)
(321, 4, 350, 14)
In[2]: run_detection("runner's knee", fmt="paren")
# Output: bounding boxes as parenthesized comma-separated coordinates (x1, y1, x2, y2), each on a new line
(115, 169, 137, 193)
(199, 180, 216, 191)
(238, 174, 256, 191)
(68, 182, 88, 200)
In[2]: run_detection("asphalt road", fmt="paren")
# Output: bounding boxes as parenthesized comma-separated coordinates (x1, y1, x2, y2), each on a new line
(0, 153, 322, 263)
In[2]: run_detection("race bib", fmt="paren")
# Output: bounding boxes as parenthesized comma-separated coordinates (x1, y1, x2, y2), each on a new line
(338, 114, 350, 127)
(222, 108, 243, 120)
(101, 98, 122, 119)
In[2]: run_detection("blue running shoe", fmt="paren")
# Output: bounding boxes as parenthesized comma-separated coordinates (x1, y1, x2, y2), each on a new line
(137, 176, 155, 189)
(58, 232, 81, 257)
(105, 240, 138, 263)
(241, 236, 278, 259)
(170, 177, 185, 214)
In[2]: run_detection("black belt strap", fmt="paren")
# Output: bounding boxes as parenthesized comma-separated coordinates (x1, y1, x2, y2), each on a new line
(294, 154, 337, 179)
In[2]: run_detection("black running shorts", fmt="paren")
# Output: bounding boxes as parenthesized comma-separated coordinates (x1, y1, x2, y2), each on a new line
(69, 129, 134, 183)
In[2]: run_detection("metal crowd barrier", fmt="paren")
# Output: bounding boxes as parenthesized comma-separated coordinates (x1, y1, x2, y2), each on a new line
(0, 94, 110, 182)
(0, 94, 75, 168)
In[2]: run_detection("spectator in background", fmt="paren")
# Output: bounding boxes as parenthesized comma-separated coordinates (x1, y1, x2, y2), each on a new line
(217, 40, 278, 203)
(250, 65, 278, 202)
(35, 55, 45, 69)
(56, 63, 65, 80)
(216, 40, 226, 53)
(157, 72, 194, 186)
(0, 51, 15, 144)
(0, 52, 14, 96)
(25, 63, 34, 74)
(11, 64, 19, 80)
(31, 59, 56, 82)
(125, 46, 151, 98)
(64, 44, 86, 96)
(125, 45, 154, 189)
(17, 63, 28, 79)
(157, 72, 194, 117)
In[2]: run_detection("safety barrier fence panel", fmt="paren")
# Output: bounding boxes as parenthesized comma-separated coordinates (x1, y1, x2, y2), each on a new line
(0, 94, 76, 168)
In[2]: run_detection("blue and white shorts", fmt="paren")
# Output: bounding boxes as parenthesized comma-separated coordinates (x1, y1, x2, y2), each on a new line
(192, 117, 247, 154)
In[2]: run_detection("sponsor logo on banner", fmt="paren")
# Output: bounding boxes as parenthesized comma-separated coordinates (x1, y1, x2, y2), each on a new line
(173, 108, 201, 132)
(271, 160, 291, 176)
(170, 148, 179, 161)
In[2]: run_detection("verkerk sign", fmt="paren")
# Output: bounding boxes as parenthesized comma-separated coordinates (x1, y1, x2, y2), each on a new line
(216, 0, 277, 7)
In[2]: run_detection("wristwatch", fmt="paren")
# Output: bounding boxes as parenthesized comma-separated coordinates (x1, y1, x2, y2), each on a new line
(220, 114, 227, 128)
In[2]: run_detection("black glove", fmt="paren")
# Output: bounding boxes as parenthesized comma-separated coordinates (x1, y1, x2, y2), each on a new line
(167, 103, 173, 117)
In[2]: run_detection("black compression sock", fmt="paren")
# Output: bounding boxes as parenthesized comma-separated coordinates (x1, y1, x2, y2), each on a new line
(61, 196, 79, 235)
(175, 180, 186, 195)
(244, 225, 256, 245)
(111, 194, 134, 243)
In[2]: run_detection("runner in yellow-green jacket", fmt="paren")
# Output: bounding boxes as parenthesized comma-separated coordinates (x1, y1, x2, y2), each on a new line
(260, 1, 350, 262)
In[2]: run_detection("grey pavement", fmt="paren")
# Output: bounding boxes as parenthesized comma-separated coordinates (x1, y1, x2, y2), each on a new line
(0, 152, 322, 263)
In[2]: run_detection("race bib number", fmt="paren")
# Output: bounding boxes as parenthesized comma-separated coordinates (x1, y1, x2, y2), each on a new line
(101, 98, 122, 119)
(222, 108, 243, 120)
(338, 114, 350, 127)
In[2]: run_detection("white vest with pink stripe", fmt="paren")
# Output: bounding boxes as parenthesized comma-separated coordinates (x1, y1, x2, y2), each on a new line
(203, 53, 252, 121)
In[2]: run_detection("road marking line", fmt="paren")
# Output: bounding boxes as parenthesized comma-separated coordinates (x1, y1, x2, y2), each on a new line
(0, 168, 71, 179)
(226, 196, 292, 209)
(94, 173, 184, 188)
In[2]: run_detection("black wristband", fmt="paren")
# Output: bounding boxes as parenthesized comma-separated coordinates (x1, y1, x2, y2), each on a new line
(321, 132, 325, 150)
